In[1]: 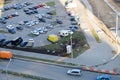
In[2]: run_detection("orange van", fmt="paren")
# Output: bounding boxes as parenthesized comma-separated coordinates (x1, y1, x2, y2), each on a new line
(0, 51, 13, 59)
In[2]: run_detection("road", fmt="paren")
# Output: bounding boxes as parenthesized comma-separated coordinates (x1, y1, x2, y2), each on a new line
(0, 59, 120, 80)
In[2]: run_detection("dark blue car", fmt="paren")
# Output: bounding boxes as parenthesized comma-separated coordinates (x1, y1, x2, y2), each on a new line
(16, 26, 23, 30)
(69, 25, 79, 32)
(20, 41, 28, 47)
(2, 40, 11, 46)
(56, 19, 63, 24)
(8, 29, 16, 34)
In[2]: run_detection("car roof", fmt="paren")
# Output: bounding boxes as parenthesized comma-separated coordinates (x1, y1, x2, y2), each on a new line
(101, 74, 110, 78)
(97, 74, 111, 79)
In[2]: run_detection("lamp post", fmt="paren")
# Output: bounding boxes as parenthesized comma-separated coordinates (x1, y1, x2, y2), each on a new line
(6, 58, 12, 80)
(115, 14, 120, 55)
(115, 14, 118, 53)
(69, 31, 73, 58)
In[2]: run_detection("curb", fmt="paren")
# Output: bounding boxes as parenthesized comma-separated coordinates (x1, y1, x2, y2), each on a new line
(82, 66, 119, 75)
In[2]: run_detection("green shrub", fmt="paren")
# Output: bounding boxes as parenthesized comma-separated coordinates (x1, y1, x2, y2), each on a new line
(45, 2, 55, 6)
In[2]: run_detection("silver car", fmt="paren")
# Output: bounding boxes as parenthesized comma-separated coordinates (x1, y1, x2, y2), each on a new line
(67, 69, 82, 76)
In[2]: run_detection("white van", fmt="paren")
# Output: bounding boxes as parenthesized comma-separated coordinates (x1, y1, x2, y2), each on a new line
(59, 30, 69, 37)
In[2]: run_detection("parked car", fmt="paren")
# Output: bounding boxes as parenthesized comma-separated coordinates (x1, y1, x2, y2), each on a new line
(97, 74, 111, 80)
(16, 26, 24, 30)
(31, 30, 40, 36)
(59, 30, 69, 37)
(6, 25, 14, 29)
(56, 19, 63, 24)
(25, 10, 33, 15)
(69, 25, 79, 32)
(39, 18, 46, 22)
(46, 24, 54, 29)
(38, 27, 48, 33)
(0, 39, 6, 45)
(71, 21, 78, 25)
(32, 20, 39, 25)
(0, 18, 6, 24)
(3, 16, 9, 20)
(8, 28, 16, 34)
(36, 14, 43, 19)
(65, 0, 73, 6)
(47, 34, 59, 43)
(45, 15, 52, 19)
(2, 40, 11, 46)
(26, 39, 34, 47)
(47, 11, 53, 15)
(67, 69, 82, 76)
(23, 8, 29, 12)
(24, 2, 33, 6)
(12, 3, 23, 10)
(70, 16, 76, 21)
(20, 41, 28, 47)
(11, 37, 23, 46)
(11, 12, 19, 17)
(35, 4, 45, 9)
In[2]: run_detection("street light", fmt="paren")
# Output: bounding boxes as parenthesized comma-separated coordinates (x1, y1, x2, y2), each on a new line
(6, 58, 12, 80)
(115, 14, 118, 54)
(69, 31, 73, 58)
(110, 13, 120, 59)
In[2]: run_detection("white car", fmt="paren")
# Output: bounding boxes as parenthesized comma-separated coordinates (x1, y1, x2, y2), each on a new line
(31, 30, 39, 36)
(6, 25, 14, 29)
(67, 69, 82, 76)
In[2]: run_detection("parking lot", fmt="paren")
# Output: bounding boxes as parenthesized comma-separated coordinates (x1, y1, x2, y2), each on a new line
(0, 0, 72, 47)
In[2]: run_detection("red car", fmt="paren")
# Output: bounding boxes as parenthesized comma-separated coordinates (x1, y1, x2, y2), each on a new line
(35, 4, 45, 9)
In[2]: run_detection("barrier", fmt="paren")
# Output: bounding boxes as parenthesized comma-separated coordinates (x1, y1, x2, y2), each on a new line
(82, 66, 119, 75)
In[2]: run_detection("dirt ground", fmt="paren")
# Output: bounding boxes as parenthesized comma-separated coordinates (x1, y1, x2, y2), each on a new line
(88, 0, 120, 29)
(113, 0, 120, 7)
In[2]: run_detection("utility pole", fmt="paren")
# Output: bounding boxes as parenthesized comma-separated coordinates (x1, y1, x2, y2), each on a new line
(70, 31, 73, 58)
(112, 14, 119, 60)
(6, 58, 12, 80)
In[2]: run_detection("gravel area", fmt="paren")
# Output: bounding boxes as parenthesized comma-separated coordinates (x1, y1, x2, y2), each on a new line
(88, 0, 117, 28)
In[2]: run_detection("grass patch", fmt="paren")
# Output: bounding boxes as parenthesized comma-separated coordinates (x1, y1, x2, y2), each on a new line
(52, 10, 56, 15)
(36, 31, 89, 58)
(0, 30, 9, 33)
(27, 33, 37, 37)
(45, 1, 55, 6)
(0, 69, 52, 80)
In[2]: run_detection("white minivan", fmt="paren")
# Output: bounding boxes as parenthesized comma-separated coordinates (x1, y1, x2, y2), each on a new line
(59, 30, 69, 37)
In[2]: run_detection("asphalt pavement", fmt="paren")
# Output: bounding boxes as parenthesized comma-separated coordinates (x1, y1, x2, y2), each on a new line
(0, 0, 120, 79)
(0, 0, 120, 72)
